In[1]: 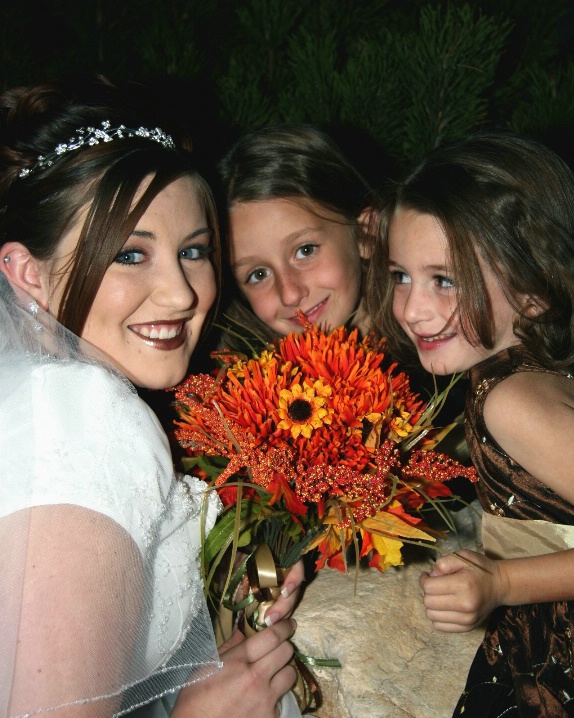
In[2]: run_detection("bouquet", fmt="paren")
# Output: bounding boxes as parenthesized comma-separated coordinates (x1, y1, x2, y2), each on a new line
(174, 320, 476, 582)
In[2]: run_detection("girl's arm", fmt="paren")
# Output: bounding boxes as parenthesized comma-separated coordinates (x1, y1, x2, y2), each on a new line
(420, 369, 574, 632)
(419, 547, 574, 632)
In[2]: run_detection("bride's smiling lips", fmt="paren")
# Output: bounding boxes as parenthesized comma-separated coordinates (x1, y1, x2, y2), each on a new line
(128, 319, 188, 350)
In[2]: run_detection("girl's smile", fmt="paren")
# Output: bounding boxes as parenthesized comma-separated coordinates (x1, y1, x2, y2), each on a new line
(290, 298, 329, 326)
(388, 208, 520, 375)
(413, 331, 457, 351)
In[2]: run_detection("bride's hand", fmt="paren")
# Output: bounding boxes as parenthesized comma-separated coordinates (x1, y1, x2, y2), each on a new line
(172, 619, 297, 718)
(264, 560, 305, 627)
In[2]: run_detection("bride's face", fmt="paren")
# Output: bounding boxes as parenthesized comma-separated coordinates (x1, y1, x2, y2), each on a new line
(50, 176, 217, 389)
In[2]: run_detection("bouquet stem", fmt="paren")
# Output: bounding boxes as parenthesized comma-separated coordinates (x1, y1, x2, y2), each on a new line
(216, 543, 325, 714)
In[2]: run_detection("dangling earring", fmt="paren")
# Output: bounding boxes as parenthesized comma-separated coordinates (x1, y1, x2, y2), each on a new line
(28, 300, 43, 332)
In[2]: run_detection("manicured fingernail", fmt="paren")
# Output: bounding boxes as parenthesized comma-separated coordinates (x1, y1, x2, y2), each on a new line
(281, 585, 290, 598)
(264, 613, 275, 627)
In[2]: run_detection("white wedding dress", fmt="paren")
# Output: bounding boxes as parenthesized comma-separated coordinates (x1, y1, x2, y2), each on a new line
(0, 275, 221, 717)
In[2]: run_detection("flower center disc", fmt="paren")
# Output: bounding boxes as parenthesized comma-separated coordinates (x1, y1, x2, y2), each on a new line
(288, 398, 313, 422)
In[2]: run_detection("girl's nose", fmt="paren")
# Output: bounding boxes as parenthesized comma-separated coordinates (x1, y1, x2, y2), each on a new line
(402, 285, 432, 324)
(276, 269, 308, 307)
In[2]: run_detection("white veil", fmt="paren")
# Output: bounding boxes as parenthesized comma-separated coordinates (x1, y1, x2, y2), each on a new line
(0, 274, 221, 717)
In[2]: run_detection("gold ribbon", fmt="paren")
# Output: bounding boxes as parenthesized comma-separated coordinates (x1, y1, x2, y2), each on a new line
(216, 544, 338, 714)
(243, 544, 287, 632)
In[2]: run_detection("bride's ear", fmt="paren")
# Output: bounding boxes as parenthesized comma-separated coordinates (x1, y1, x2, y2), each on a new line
(0, 243, 49, 307)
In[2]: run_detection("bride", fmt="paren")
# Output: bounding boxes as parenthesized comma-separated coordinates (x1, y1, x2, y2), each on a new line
(0, 76, 302, 718)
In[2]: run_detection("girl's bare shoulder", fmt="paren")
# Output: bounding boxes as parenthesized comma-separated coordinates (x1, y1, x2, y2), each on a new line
(484, 369, 574, 420)
(483, 369, 574, 503)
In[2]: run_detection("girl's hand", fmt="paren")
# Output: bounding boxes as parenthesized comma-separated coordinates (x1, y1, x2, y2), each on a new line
(173, 619, 297, 718)
(419, 550, 507, 632)
(264, 559, 305, 627)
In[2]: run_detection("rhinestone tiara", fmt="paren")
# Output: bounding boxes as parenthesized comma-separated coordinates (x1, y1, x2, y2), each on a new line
(18, 120, 176, 178)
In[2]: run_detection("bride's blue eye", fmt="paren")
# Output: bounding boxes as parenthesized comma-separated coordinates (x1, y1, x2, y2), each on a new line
(114, 249, 145, 265)
(180, 246, 214, 261)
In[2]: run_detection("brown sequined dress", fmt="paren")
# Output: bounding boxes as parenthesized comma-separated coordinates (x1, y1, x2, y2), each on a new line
(453, 345, 574, 718)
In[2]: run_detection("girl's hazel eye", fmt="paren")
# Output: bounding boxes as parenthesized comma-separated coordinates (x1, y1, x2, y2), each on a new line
(246, 267, 271, 284)
(295, 244, 317, 259)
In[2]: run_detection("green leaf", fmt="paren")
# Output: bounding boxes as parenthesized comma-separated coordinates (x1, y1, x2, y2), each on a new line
(203, 501, 257, 567)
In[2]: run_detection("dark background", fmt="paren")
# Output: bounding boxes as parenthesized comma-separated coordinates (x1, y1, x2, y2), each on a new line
(3, 0, 574, 180)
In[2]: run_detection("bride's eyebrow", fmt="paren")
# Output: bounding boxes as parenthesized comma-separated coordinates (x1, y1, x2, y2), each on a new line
(129, 227, 211, 241)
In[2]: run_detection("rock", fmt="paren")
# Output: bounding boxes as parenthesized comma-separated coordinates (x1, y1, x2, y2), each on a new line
(294, 503, 485, 717)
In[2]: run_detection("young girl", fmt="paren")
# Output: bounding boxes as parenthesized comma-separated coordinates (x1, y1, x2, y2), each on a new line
(369, 130, 574, 716)
(0, 76, 302, 718)
(218, 124, 380, 346)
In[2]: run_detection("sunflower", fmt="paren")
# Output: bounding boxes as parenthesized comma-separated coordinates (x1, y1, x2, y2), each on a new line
(277, 379, 333, 439)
